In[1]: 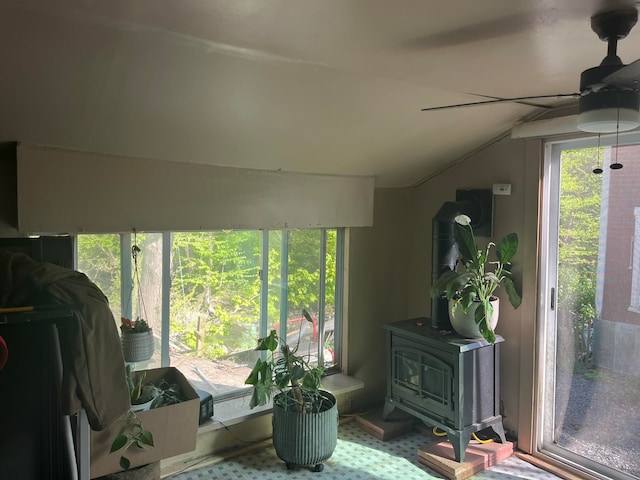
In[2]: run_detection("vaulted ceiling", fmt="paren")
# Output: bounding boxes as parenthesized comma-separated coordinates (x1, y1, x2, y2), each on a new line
(2, 0, 640, 187)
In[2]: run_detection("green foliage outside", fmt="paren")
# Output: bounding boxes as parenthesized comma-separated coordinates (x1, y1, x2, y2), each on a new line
(558, 147, 602, 368)
(77, 229, 337, 364)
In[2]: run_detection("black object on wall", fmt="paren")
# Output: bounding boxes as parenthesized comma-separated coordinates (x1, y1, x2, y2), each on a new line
(0, 236, 74, 269)
(430, 189, 493, 330)
(0, 306, 79, 480)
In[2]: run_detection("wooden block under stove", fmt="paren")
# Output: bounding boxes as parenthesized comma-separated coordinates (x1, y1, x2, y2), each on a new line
(418, 440, 514, 480)
(355, 406, 417, 441)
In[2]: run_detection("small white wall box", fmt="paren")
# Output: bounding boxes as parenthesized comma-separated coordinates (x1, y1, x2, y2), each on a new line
(492, 184, 511, 195)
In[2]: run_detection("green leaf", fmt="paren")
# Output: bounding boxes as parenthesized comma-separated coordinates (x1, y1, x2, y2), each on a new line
(139, 430, 154, 448)
(110, 434, 128, 453)
(245, 358, 263, 385)
(454, 223, 478, 264)
(496, 233, 518, 264)
(430, 270, 460, 298)
(474, 302, 496, 344)
(290, 365, 305, 382)
(503, 277, 522, 309)
(255, 330, 278, 351)
(119, 456, 131, 470)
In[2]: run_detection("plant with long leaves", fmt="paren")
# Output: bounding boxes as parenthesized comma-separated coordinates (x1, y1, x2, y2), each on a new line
(430, 215, 522, 343)
(245, 309, 327, 413)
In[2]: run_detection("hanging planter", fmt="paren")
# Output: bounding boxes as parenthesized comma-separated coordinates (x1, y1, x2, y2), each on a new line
(121, 317, 154, 363)
(120, 239, 155, 363)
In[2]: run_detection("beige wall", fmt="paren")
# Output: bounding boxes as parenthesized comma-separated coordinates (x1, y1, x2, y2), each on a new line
(345, 188, 411, 410)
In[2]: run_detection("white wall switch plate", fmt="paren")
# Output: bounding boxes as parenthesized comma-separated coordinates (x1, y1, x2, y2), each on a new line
(493, 183, 511, 195)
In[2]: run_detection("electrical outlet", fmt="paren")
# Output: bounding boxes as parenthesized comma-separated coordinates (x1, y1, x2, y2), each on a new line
(493, 183, 511, 195)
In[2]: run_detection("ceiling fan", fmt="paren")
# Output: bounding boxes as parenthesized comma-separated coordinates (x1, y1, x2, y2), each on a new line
(421, 8, 640, 134)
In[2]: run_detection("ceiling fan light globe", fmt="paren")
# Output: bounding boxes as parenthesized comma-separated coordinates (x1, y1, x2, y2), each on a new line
(577, 107, 640, 133)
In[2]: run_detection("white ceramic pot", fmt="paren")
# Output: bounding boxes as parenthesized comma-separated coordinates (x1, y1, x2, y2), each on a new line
(130, 398, 154, 412)
(449, 297, 499, 339)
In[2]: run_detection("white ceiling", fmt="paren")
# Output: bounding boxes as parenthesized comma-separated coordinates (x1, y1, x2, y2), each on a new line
(2, 0, 640, 187)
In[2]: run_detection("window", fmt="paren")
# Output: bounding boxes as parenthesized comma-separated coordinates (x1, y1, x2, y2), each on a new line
(76, 228, 343, 401)
(538, 133, 640, 480)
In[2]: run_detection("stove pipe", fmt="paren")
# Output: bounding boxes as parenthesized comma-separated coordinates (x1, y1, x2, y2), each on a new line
(430, 198, 486, 330)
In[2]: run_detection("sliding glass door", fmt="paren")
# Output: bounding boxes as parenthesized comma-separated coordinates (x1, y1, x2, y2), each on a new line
(539, 132, 640, 480)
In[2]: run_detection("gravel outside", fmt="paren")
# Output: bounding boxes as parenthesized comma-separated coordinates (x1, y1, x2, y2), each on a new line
(555, 368, 640, 478)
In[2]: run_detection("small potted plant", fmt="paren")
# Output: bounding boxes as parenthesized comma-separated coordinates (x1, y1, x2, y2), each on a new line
(430, 214, 522, 343)
(120, 316, 154, 363)
(245, 309, 338, 472)
(126, 364, 160, 411)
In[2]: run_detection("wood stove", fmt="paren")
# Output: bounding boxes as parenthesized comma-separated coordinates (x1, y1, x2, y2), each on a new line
(382, 318, 506, 462)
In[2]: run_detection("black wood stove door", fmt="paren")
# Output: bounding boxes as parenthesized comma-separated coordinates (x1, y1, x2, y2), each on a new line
(390, 344, 455, 424)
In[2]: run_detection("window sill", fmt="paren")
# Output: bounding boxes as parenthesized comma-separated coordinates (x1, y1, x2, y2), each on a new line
(198, 373, 365, 434)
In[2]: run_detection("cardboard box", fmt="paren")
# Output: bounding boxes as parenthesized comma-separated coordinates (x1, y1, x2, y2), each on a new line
(90, 367, 200, 479)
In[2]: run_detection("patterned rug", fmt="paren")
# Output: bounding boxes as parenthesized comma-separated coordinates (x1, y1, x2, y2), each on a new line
(165, 421, 561, 480)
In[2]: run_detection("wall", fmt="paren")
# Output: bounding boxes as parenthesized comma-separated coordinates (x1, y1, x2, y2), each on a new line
(16, 144, 374, 233)
(344, 188, 411, 410)
(406, 137, 542, 446)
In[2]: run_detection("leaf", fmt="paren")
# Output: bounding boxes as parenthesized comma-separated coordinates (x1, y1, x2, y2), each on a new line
(139, 430, 154, 448)
(110, 434, 128, 453)
(474, 303, 496, 344)
(430, 270, 460, 298)
(244, 358, 263, 385)
(496, 233, 518, 264)
(290, 365, 305, 382)
(503, 277, 522, 309)
(255, 330, 278, 351)
(119, 456, 131, 470)
(454, 223, 478, 264)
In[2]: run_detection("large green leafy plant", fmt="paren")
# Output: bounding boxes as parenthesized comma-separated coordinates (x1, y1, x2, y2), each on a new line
(430, 214, 522, 343)
(245, 309, 327, 413)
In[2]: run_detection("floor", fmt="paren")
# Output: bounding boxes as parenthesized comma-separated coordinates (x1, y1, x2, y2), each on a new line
(165, 421, 562, 480)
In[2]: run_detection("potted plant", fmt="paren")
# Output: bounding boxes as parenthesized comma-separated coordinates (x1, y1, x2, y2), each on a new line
(430, 214, 522, 343)
(120, 316, 154, 363)
(126, 364, 160, 411)
(245, 309, 338, 472)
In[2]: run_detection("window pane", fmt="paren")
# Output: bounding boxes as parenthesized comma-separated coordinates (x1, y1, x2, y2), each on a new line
(129, 233, 164, 368)
(323, 229, 338, 368)
(287, 230, 321, 361)
(76, 234, 121, 321)
(169, 231, 261, 397)
(267, 230, 283, 333)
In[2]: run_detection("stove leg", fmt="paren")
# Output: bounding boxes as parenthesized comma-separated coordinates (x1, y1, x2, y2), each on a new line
(449, 430, 472, 462)
(491, 421, 507, 444)
(381, 399, 395, 421)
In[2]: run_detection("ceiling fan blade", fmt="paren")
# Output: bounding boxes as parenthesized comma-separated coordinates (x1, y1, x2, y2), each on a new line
(602, 58, 640, 88)
(421, 93, 580, 112)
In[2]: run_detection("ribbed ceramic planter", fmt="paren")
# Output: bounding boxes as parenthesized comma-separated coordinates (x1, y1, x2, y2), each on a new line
(121, 330, 154, 363)
(272, 390, 338, 471)
(449, 297, 499, 339)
